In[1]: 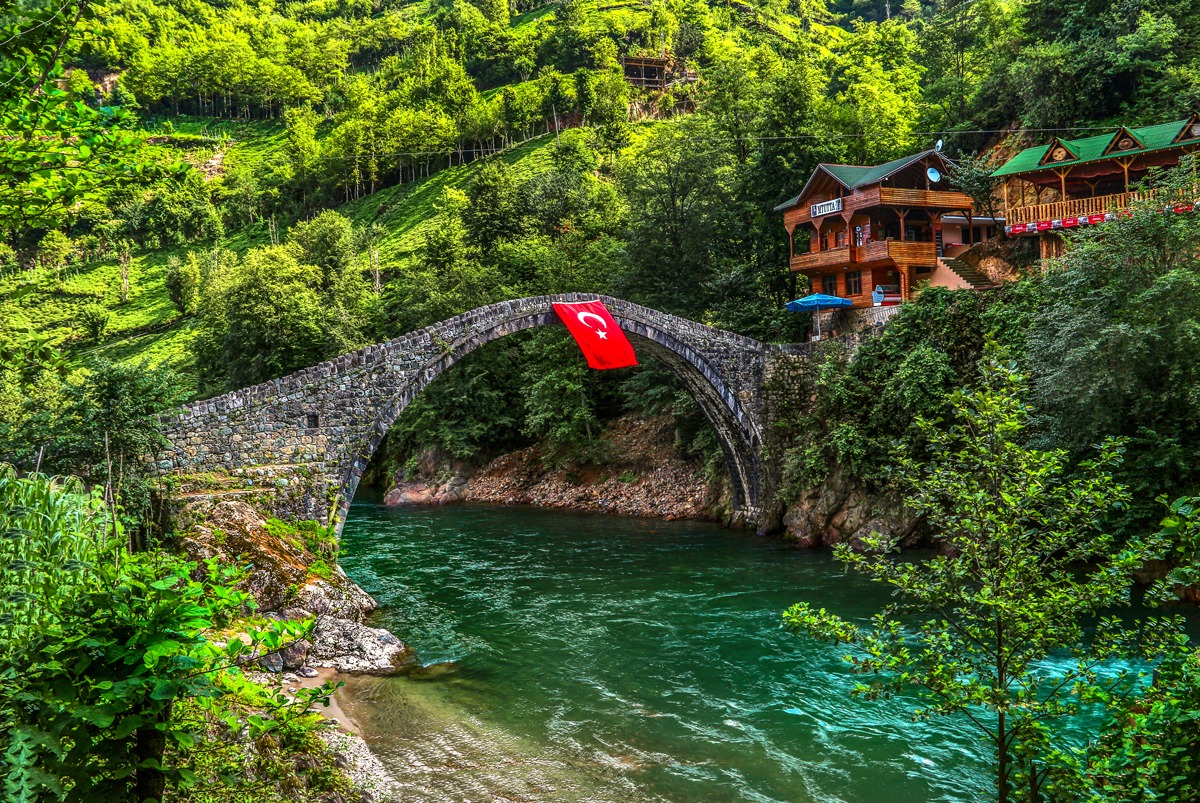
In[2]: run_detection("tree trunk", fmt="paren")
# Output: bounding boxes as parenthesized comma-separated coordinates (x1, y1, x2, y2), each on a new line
(134, 714, 168, 802)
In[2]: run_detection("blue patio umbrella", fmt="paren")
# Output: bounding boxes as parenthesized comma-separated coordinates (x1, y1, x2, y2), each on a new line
(786, 293, 853, 339)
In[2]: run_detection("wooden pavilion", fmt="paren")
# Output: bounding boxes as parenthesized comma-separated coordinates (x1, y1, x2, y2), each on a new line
(777, 149, 1001, 309)
(992, 114, 1200, 257)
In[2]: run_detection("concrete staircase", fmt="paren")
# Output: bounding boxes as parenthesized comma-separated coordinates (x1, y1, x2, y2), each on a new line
(938, 255, 996, 290)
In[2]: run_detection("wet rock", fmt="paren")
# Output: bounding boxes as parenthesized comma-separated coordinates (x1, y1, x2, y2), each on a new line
(297, 666, 320, 678)
(310, 618, 410, 674)
(404, 661, 459, 681)
(319, 729, 399, 802)
(781, 466, 925, 550)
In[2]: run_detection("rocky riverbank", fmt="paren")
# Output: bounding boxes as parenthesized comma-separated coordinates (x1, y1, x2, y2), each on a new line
(383, 415, 728, 521)
(380, 414, 935, 549)
(173, 498, 411, 801)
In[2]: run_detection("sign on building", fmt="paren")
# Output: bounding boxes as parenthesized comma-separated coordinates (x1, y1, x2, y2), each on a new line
(810, 197, 843, 218)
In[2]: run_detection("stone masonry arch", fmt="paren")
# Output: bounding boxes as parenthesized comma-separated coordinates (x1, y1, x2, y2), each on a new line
(157, 294, 832, 533)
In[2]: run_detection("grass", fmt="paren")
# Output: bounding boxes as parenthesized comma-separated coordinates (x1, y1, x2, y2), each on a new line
(1, 117, 588, 400)
(0, 248, 202, 395)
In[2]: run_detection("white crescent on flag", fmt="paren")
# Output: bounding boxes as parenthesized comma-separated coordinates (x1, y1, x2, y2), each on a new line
(576, 311, 609, 338)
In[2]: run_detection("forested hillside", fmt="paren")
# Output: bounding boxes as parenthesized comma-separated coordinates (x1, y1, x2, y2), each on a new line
(5, 0, 1200, 495)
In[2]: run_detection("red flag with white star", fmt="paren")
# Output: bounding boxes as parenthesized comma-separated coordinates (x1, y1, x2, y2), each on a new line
(552, 300, 638, 370)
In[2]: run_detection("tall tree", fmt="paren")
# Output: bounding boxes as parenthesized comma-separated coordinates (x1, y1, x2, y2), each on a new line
(785, 353, 1171, 802)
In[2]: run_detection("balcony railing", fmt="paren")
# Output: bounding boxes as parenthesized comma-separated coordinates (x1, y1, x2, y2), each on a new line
(790, 240, 937, 271)
(1002, 187, 1194, 226)
(877, 187, 974, 209)
(790, 245, 852, 271)
(784, 187, 976, 227)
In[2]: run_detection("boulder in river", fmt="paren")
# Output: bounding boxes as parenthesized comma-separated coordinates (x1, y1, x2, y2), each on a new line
(310, 618, 411, 673)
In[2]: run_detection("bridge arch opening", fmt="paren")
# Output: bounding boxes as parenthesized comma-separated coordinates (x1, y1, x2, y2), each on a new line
(333, 304, 762, 531)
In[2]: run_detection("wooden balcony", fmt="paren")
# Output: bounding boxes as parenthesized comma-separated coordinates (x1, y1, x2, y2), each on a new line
(877, 187, 974, 209)
(1002, 187, 1193, 226)
(784, 187, 975, 228)
(790, 240, 937, 272)
(790, 245, 852, 271)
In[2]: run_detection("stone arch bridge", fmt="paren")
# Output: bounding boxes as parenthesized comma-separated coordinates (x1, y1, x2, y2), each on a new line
(157, 295, 886, 533)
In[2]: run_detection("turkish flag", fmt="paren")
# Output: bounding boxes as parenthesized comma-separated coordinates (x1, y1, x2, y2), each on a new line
(552, 300, 638, 370)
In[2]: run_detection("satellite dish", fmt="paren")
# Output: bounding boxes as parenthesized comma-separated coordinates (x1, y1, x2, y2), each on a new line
(927, 167, 942, 183)
(935, 139, 944, 153)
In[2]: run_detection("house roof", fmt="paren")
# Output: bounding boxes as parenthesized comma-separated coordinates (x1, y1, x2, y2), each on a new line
(991, 118, 1200, 178)
(775, 149, 943, 211)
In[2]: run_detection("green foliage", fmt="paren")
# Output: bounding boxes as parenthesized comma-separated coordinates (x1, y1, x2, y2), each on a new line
(521, 329, 605, 463)
(164, 254, 201, 315)
(0, 1, 185, 235)
(263, 518, 339, 561)
(1075, 497, 1200, 801)
(77, 304, 111, 342)
(194, 237, 369, 393)
(0, 471, 336, 801)
(37, 232, 72, 276)
(783, 353, 1183, 802)
(773, 287, 1002, 496)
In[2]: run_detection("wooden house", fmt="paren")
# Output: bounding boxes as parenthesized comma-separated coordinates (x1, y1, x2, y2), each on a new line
(777, 150, 1002, 309)
(622, 56, 670, 89)
(992, 115, 1200, 257)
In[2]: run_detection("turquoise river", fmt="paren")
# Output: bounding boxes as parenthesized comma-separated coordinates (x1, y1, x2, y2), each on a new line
(336, 502, 993, 802)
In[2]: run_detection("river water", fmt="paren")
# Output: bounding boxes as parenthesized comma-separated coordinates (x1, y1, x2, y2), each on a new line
(336, 502, 992, 802)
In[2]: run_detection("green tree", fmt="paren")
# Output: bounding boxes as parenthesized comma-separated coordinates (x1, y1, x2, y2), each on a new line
(195, 246, 331, 392)
(289, 210, 356, 293)
(950, 151, 1004, 227)
(165, 253, 201, 314)
(382, 188, 507, 334)
(37, 230, 72, 279)
(0, 2, 182, 235)
(465, 160, 524, 251)
(1025, 159, 1200, 521)
(784, 353, 1165, 802)
(78, 303, 111, 342)
(521, 329, 604, 461)
(618, 117, 734, 317)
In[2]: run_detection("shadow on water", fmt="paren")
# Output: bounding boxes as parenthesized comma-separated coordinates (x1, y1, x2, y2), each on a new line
(333, 502, 1001, 802)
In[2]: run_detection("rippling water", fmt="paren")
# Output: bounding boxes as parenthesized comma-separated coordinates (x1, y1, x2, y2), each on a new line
(336, 503, 994, 802)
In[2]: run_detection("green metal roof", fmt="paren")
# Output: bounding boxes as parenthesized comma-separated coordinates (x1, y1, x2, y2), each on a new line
(775, 149, 941, 211)
(991, 118, 1196, 178)
(835, 151, 936, 188)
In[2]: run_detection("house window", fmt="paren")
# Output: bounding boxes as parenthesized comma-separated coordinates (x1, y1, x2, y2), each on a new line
(821, 274, 838, 296)
(846, 271, 862, 296)
(305, 412, 319, 430)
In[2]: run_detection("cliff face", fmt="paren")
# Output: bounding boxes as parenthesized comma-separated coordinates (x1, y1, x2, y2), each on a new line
(779, 467, 927, 549)
(383, 415, 730, 522)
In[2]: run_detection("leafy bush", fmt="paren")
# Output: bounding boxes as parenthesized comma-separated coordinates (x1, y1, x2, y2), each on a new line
(0, 469, 336, 801)
(78, 303, 111, 341)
